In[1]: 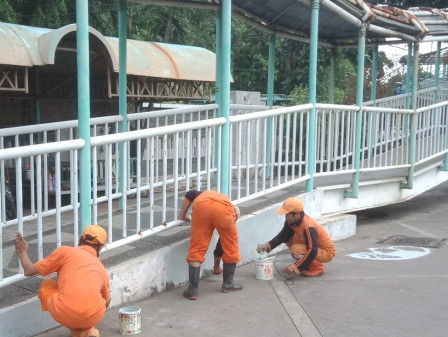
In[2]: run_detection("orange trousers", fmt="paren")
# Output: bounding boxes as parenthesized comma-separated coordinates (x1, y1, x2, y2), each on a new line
(287, 235, 335, 263)
(38, 279, 100, 337)
(187, 192, 241, 264)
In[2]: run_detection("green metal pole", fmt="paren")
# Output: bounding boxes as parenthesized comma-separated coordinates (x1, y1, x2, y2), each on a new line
(405, 43, 412, 109)
(267, 34, 276, 108)
(329, 48, 336, 103)
(35, 99, 41, 143)
(34, 69, 42, 143)
(118, 0, 128, 209)
(76, 0, 92, 231)
(219, 0, 231, 195)
(435, 41, 441, 104)
(403, 43, 412, 146)
(344, 26, 366, 199)
(305, 0, 320, 193)
(265, 33, 276, 178)
(214, 8, 222, 183)
(370, 45, 378, 104)
(401, 43, 419, 189)
(437, 42, 448, 171)
(215, 9, 222, 109)
(369, 45, 378, 153)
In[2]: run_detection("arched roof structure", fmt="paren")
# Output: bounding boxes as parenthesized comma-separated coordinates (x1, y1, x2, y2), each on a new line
(0, 22, 216, 82)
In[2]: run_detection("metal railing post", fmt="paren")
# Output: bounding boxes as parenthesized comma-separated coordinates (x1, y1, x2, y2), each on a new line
(344, 26, 366, 199)
(118, 0, 128, 210)
(214, 8, 222, 184)
(265, 33, 276, 178)
(401, 43, 419, 189)
(219, 0, 232, 195)
(306, 0, 320, 193)
(76, 0, 92, 231)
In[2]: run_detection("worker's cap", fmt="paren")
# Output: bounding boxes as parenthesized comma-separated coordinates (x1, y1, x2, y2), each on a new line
(81, 225, 107, 245)
(277, 197, 304, 215)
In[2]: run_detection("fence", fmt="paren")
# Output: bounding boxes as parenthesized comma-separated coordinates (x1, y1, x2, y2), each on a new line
(1, 91, 448, 287)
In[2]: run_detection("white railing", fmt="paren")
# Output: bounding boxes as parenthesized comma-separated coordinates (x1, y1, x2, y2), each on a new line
(1, 97, 448, 287)
(360, 106, 413, 170)
(416, 101, 448, 162)
(229, 104, 312, 202)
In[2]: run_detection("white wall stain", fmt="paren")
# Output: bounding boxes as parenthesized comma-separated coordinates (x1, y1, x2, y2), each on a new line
(347, 246, 430, 260)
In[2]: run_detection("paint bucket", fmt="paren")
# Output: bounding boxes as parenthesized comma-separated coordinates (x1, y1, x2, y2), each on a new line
(255, 255, 275, 280)
(119, 306, 141, 335)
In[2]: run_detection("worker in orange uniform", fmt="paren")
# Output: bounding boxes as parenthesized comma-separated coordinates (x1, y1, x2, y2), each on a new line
(257, 197, 336, 277)
(15, 225, 111, 337)
(178, 190, 243, 300)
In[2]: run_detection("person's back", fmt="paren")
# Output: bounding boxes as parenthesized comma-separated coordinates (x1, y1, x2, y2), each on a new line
(15, 224, 110, 337)
(35, 245, 109, 328)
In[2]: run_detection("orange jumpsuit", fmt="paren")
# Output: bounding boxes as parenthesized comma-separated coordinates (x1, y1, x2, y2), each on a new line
(268, 214, 336, 274)
(35, 245, 110, 330)
(186, 190, 241, 264)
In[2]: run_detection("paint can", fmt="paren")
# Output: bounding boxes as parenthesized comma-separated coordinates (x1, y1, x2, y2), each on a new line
(255, 255, 275, 280)
(119, 306, 141, 335)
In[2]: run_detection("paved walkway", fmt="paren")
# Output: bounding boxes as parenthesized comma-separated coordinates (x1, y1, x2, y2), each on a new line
(34, 181, 448, 337)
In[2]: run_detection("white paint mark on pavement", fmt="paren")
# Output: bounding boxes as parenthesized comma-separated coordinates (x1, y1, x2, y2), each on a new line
(347, 246, 430, 260)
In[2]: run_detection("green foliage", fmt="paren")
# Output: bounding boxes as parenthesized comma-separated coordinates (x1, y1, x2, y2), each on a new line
(230, 20, 270, 92)
(288, 84, 309, 106)
(0, 0, 18, 22)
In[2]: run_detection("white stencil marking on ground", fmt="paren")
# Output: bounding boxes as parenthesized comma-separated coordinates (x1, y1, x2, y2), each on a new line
(348, 246, 430, 260)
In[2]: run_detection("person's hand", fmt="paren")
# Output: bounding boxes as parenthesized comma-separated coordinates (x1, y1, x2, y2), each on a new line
(233, 205, 240, 220)
(15, 233, 29, 257)
(283, 264, 295, 274)
(256, 243, 270, 253)
(178, 215, 190, 222)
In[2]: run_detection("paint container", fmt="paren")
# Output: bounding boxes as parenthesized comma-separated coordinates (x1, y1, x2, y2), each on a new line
(119, 306, 141, 335)
(255, 255, 275, 280)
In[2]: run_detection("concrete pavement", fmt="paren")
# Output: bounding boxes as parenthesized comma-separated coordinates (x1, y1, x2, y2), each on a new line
(34, 181, 448, 337)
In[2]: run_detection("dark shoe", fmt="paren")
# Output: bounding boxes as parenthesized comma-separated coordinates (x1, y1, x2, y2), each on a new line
(183, 289, 198, 300)
(184, 264, 200, 300)
(221, 262, 243, 293)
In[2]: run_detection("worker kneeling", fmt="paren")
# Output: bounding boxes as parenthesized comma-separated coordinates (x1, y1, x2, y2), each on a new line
(15, 225, 111, 337)
(257, 197, 336, 277)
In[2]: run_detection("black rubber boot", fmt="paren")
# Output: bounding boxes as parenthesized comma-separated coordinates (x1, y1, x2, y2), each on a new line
(183, 264, 200, 300)
(221, 262, 243, 293)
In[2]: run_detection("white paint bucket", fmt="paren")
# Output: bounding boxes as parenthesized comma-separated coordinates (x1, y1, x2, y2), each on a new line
(119, 306, 141, 335)
(255, 256, 275, 280)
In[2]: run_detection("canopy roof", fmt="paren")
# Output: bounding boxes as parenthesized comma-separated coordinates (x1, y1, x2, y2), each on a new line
(0, 22, 216, 82)
(134, 0, 448, 47)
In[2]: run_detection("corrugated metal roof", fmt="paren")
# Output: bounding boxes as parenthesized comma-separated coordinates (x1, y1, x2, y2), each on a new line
(0, 22, 216, 82)
(136, 0, 448, 46)
(230, 0, 448, 46)
(105, 37, 216, 81)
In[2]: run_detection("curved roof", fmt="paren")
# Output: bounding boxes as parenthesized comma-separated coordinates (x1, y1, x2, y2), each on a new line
(0, 22, 216, 82)
(105, 38, 216, 81)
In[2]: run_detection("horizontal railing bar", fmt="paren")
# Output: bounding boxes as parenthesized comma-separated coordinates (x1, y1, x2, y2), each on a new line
(127, 104, 219, 120)
(0, 139, 85, 160)
(91, 118, 226, 146)
(0, 116, 122, 138)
